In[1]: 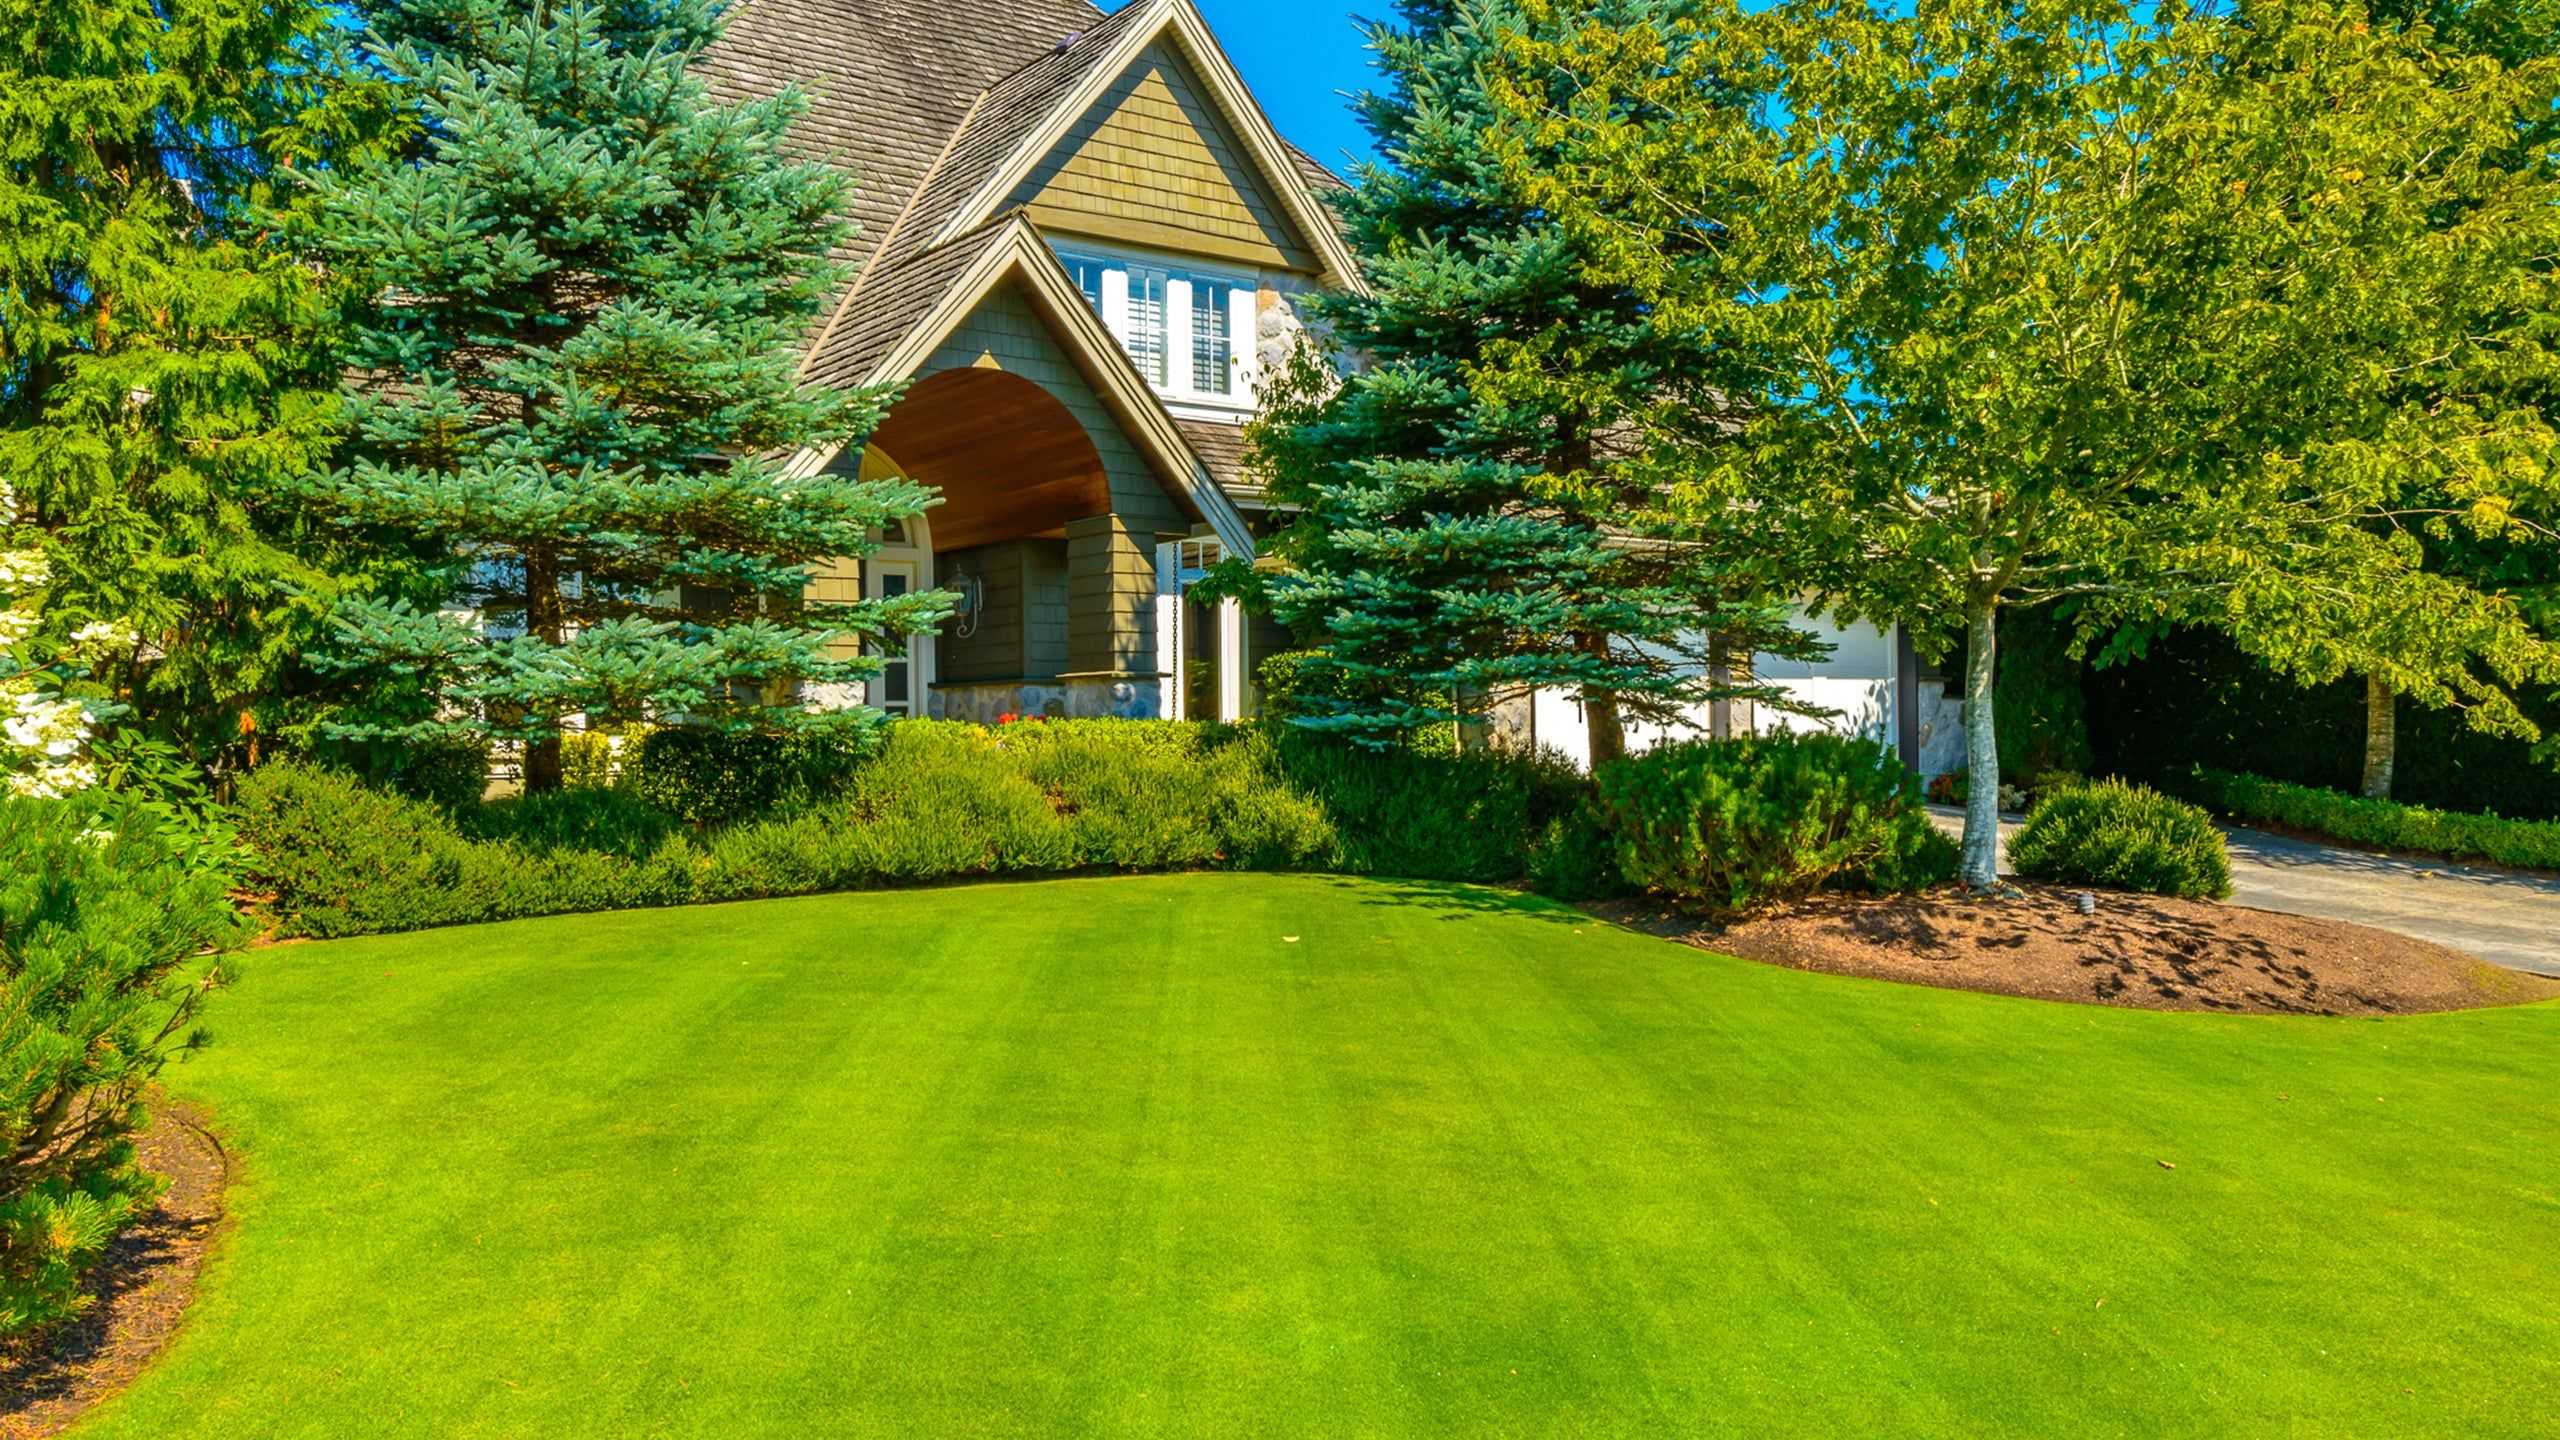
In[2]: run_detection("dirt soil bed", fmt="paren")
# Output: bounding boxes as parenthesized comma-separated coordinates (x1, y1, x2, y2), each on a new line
(0, 1105, 228, 1439)
(1605, 883, 2560, 1017)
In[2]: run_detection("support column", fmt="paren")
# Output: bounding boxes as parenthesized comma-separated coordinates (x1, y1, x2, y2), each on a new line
(1062, 514, 1162, 717)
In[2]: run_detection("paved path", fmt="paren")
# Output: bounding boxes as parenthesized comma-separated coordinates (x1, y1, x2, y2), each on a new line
(1927, 807, 2560, 978)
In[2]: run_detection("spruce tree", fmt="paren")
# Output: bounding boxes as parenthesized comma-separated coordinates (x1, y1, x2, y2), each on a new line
(1252, 0, 1815, 760)
(296, 0, 941, 792)
(0, 0, 398, 763)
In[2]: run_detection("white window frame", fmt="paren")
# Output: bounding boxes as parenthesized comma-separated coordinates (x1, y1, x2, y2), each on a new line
(1057, 243, 1259, 416)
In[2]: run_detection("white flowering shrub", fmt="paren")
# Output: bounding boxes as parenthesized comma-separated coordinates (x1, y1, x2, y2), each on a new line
(1, 483, 119, 799)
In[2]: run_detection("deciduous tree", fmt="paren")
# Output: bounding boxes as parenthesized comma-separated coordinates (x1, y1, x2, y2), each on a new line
(1498, 0, 2560, 884)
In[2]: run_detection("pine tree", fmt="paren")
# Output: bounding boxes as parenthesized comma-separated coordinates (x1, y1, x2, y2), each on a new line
(296, 0, 942, 792)
(0, 0, 399, 764)
(1251, 0, 1816, 760)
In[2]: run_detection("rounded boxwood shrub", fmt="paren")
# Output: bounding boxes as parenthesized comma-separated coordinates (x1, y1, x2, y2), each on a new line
(1593, 732, 1952, 914)
(2009, 779, 2231, 899)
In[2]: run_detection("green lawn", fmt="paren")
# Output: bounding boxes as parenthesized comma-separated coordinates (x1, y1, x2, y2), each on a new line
(79, 875, 2559, 1438)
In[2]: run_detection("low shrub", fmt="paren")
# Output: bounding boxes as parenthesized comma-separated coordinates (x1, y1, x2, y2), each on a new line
(234, 722, 1588, 938)
(233, 765, 691, 938)
(2182, 768, 2560, 872)
(557, 727, 643, 791)
(1262, 727, 1588, 883)
(312, 731, 489, 812)
(1926, 769, 2030, 813)
(632, 724, 882, 826)
(0, 797, 240, 1336)
(1593, 733, 1950, 914)
(2010, 780, 2231, 899)
(466, 785, 682, 861)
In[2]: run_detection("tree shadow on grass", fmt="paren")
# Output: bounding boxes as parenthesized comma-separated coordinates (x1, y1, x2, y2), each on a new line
(1322, 875, 1593, 929)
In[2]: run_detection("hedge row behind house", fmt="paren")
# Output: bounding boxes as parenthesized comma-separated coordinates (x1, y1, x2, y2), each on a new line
(2087, 627, 2560, 822)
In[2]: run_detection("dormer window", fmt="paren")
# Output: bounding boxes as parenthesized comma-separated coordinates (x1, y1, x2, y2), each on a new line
(1056, 245, 1256, 412)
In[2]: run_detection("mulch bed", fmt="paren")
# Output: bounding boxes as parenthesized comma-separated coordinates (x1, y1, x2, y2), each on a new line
(1601, 883, 2560, 1017)
(0, 1105, 229, 1440)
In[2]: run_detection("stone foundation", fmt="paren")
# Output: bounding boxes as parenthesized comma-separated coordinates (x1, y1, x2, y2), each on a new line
(931, 674, 1165, 723)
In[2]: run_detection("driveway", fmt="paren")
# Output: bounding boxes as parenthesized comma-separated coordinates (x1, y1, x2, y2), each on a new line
(1928, 807, 2560, 978)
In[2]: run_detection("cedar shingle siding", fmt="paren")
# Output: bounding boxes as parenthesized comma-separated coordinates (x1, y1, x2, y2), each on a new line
(1010, 43, 1315, 272)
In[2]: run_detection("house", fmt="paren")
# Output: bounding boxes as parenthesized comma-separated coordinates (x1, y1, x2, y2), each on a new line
(700, 0, 1353, 727)
(703, 0, 1964, 772)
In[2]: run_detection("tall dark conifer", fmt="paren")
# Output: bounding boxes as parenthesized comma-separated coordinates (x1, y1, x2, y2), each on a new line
(1252, 0, 1813, 758)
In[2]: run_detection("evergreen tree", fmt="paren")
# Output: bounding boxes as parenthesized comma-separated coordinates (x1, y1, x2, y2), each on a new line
(0, 0, 399, 764)
(1251, 0, 1815, 760)
(296, 0, 942, 792)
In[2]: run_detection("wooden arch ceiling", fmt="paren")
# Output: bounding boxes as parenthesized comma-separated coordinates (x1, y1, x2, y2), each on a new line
(866, 369, 1111, 554)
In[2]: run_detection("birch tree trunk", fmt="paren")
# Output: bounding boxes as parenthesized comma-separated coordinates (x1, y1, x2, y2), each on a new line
(1961, 596, 2003, 891)
(2360, 673, 2396, 801)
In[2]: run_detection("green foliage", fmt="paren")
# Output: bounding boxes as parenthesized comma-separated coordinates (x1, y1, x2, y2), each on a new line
(233, 722, 1612, 937)
(305, 731, 490, 813)
(1499, 0, 2560, 886)
(2183, 768, 2560, 872)
(464, 786, 680, 863)
(0, 797, 239, 1335)
(1249, 1, 1817, 758)
(632, 724, 883, 827)
(85, 730, 245, 882)
(231, 763, 693, 938)
(1592, 732, 1952, 914)
(1993, 609, 2091, 784)
(2010, 781, 2232, 901)
(2089, 626, 2560, 822)
(1258, 726, 1591, 884)
(293, 0, 944, 789)
(0, 0, 406, 759)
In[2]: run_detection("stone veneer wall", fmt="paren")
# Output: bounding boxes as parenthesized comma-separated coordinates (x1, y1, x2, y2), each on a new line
(933, 677, 1163, 723)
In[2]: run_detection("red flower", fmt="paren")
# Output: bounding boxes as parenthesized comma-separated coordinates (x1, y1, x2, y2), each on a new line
(996, 712, 1019, 727)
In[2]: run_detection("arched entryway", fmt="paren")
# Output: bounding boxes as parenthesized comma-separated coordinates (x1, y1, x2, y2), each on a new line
(868, 368, 1111, 550)
(808, 366, 1242, 721)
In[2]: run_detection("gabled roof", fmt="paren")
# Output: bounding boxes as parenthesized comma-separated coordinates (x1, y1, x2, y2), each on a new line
(903, 0, 1363, 289)
(858, 2, 1164, 279)
(792, 213, 1256, 556)
(699, 0, 1108, 280)
(706, 0, 1349, 545)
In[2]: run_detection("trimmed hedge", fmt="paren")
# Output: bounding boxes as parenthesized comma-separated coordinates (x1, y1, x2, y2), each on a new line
(235, 721, 1619, 939)
(1593, 732, 1957, 914)
(2182, 768, 2560, 872)
(2010, 780, 2231, 900)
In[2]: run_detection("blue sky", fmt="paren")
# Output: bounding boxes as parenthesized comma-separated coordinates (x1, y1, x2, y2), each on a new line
(1105, 0, 1386, 174)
